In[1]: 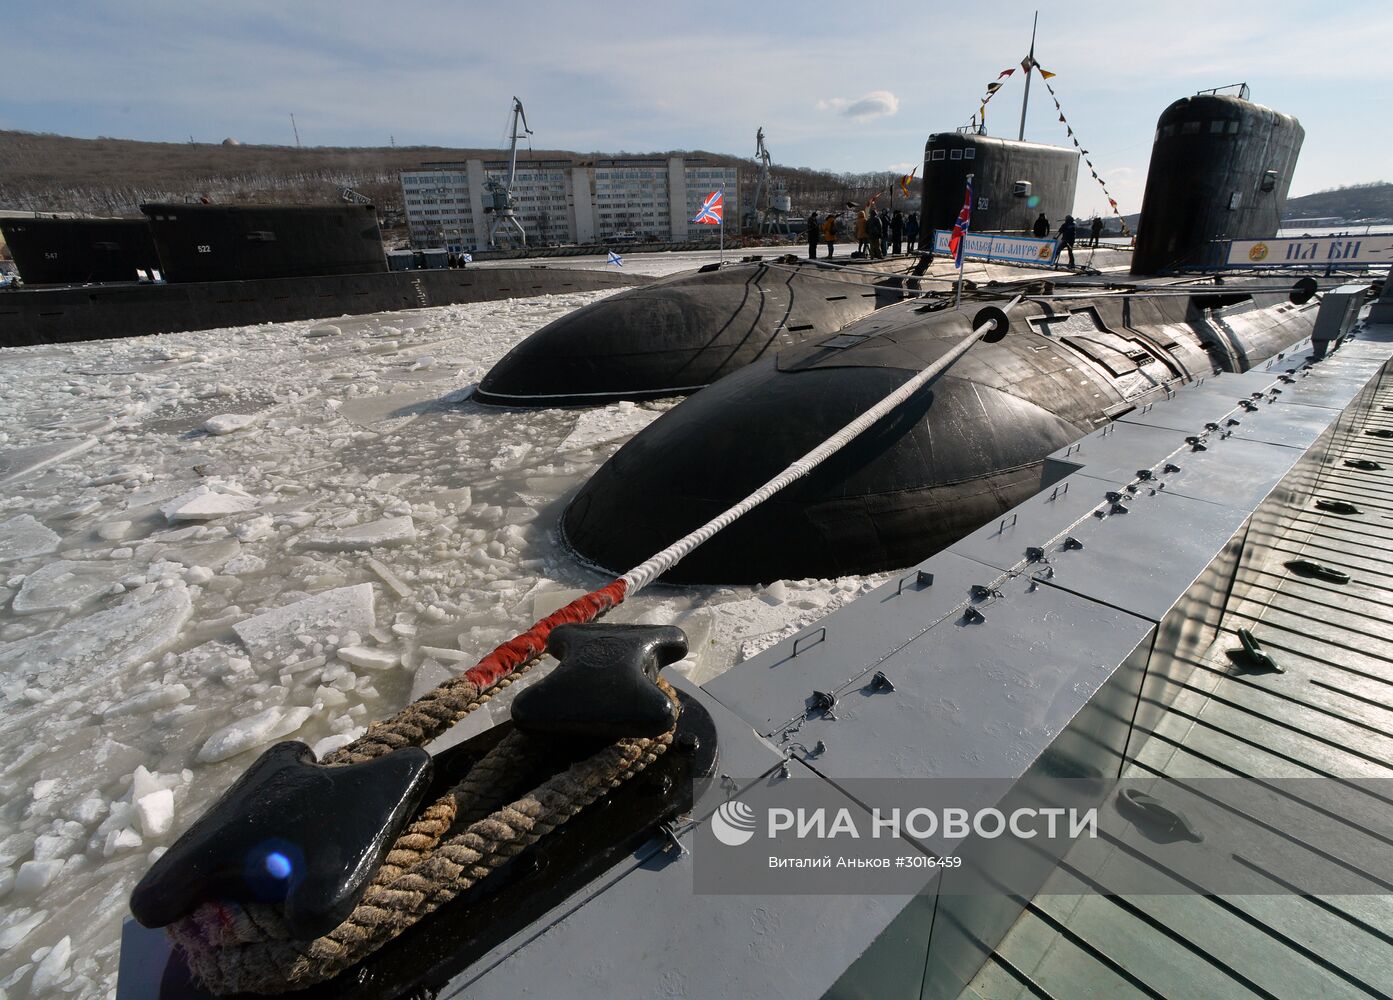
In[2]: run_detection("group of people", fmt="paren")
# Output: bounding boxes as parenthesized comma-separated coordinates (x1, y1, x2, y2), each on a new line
(1033, 212, 1105, 268)
(805, 208, 921, 260)
(803, 205, 1105, 267)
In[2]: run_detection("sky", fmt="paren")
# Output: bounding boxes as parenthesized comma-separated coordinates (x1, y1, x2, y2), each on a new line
(3, 0, 1391, 216)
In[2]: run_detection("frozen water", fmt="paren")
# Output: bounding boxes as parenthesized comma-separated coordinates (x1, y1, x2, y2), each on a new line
(336, 645, 400, 671)
(10, 560, 124, 616)
(298, 514, 417, 552)
(0, 514, 61, 563)
(0, 439, 97, 487)
(197, 706, 315, 763)
(202, 412, 259, 435)
(0, 583, 192, 688)
(0, 254, 883, 997)
(231, 584, 376, 661)
(160, 484, 258, 522)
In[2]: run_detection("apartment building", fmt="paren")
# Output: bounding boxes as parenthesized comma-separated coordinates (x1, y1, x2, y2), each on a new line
(400, 156, 738, 248)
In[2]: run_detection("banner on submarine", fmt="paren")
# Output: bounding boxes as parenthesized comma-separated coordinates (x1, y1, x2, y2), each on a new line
(1226, 236, 1393, 267)
(931, 230, 1058, 264)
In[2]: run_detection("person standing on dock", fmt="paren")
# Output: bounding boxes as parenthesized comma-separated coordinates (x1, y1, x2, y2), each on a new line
(867, 211, 883, 259)
(807, 211, 820, 259)
(1089, 216, 1103, 247)
(855, 209, 868, 255)
(1056, 215, 1077, 267)
(1033, 213, 1050, 238)
(905, 211, 920, 253)
(822, 211, 838, 258)
(891, 210, 904, 255)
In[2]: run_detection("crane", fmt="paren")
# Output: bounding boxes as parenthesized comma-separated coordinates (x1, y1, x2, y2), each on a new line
(485, 97, 533, 248)
(750, 127, 791, 237)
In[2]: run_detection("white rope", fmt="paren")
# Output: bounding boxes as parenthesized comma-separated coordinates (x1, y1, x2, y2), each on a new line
(620, 298, 1021, 594)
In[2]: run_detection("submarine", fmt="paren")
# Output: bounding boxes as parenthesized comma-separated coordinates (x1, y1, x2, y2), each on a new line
(0, 203, 643, 347)
(477, 131, 1085, 406)
(562, 89, 1316, 583)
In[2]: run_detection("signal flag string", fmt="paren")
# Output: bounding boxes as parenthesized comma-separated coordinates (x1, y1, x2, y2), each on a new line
(1033, 66, 1133, 237)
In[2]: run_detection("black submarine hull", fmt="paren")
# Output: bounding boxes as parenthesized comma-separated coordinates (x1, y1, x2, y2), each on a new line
(474, 254, 1113, 407)
(0, 267, 648, 348)
(475, 259, 915, 405)
(562, 287, 1316, 583)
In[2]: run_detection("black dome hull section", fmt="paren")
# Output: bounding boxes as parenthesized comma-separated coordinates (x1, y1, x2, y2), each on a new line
(476, 259, 915, 406)
(563, 288, 1316, 584)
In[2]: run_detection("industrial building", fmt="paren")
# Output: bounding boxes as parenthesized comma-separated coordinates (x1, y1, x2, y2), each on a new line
(400, 156, 738, 248)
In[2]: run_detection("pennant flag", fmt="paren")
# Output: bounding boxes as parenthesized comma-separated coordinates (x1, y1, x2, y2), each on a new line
(460, 253, 473, 264)
(1059, 113, 1066, 122)
(949, 176, 973, 268)
(986, 81, 1003, 93)
(899, 166, 918, 198)
(1039, 69, 1056, 79)
(1021, 56, 1034, 73)
(997, 68, 1015, 79)
(866, 191, 881, 210)
(980, 104, 987, 119)
(607, 250, 623, 267)
(1067, 126, 1074, 136)
(691, 189, 723, 225)
(1108, 198, 1118, 207)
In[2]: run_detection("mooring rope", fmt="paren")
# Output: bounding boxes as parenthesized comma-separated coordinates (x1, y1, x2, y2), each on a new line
(170, 301, 1017, 993)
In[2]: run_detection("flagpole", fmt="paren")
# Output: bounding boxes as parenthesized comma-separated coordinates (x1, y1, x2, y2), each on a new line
(719, 182, 725, 262)
(1018, 10, 1037, 141)
(955, 172, 973, 312)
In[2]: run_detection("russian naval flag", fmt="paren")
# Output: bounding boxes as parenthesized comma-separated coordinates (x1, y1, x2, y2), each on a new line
(692, 189, 724, 225)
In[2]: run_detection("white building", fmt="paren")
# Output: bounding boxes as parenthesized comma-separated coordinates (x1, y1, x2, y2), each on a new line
(400, 156, 738, 248)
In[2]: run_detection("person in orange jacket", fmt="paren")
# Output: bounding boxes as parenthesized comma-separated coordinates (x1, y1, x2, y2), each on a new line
(822, 212, 839, 258)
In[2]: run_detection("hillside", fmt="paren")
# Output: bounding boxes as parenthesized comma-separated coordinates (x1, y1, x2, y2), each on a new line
(1281, 182, 1393, 223)
(0, 130, 915, 225)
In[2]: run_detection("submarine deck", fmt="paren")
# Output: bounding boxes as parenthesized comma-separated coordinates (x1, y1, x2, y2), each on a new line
(963, 327, 1393, 997)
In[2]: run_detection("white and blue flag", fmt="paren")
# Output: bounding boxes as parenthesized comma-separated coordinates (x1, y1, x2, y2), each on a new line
(607, 250, 623, 267)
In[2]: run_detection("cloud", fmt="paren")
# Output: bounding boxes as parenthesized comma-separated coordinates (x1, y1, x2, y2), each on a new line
(817, 90, 900, 121)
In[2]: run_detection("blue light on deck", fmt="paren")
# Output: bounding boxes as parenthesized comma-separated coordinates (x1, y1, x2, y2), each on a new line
(264, 850, 293, 880)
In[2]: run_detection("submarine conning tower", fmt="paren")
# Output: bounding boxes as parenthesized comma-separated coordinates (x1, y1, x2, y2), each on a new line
(0, 216, 161, 285)
(1131, 91, 1303, 274)
(140, 203, 387, 282)
(921, 133, 1078, 234)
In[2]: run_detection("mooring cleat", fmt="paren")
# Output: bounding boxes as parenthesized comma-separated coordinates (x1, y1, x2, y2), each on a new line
(510, 623, 684, 742)
(1225, 627, 1283, 674)
(1314, 498, 1360, 515)
(1116, 788, 1205, 843)
(129, 741, 433, 939)
(1284, 559, 1351, 584)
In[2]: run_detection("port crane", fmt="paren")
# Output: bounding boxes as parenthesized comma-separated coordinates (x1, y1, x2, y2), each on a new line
(749, 127, 791, 236)
(485, 97, 533, 248)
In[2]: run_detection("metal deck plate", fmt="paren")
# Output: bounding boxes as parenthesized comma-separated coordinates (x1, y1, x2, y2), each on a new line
(1034, 488, 1250, 624)
(706, 551, 1014, 737)
(786, 569, 1156, 790)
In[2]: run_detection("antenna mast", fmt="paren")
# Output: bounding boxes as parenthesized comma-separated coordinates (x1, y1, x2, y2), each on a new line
(1017, 11, 1037, 141)
(290, 113, 301, 148)
(486, 97, 533, 248)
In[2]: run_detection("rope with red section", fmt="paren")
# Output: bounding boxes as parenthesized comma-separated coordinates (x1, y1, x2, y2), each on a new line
(169, 301, 1015, 993)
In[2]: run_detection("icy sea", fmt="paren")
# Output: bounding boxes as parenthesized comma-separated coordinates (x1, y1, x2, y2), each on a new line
(0, 252, 881, 998)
